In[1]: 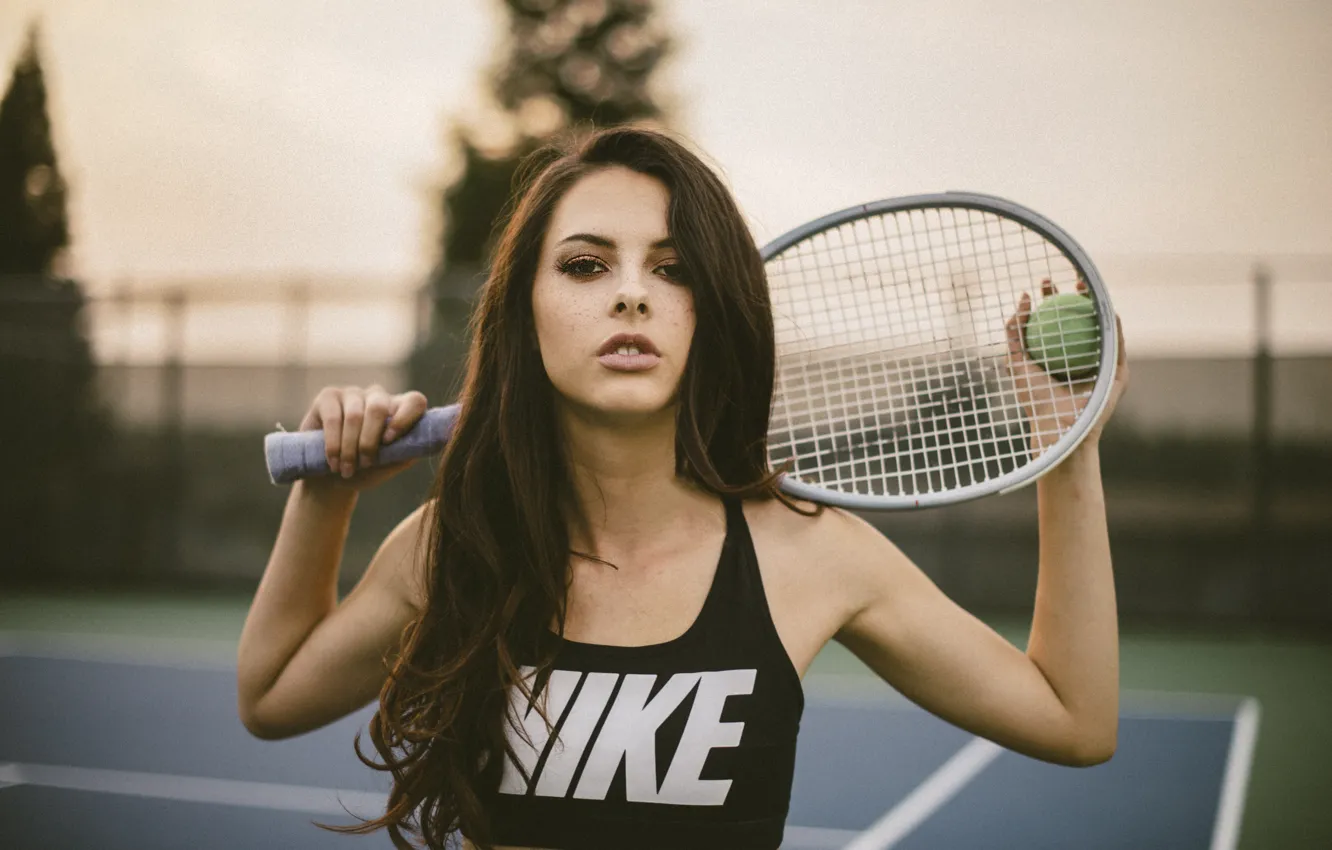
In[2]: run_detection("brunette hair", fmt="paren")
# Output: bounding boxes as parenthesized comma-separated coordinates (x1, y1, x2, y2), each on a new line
(321, 125, 813, 848)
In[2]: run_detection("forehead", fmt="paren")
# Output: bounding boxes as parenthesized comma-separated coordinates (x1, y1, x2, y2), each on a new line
(546, 166, 671, 244)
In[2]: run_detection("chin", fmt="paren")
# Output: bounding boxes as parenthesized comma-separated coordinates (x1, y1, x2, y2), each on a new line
(567, 387, 677, 422)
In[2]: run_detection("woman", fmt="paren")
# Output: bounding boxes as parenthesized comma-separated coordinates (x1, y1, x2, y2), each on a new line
(237, 125, 1129, 850)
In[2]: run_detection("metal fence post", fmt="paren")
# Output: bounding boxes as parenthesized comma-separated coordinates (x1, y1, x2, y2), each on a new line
(1250, 263, 1273, 620)
(161, 287, 186, 577)
(282, 280, 309, 422)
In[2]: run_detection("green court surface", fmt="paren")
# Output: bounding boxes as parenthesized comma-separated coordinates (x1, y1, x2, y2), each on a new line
(3, 590, 1330, 848)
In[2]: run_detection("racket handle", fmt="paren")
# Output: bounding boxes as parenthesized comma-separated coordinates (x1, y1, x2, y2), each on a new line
(263, 404, 462, 485)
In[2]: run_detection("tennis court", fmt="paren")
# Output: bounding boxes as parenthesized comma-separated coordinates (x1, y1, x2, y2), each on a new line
(5, 592, 1329, 849)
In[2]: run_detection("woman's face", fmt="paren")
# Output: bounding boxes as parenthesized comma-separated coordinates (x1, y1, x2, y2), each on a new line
(532, 166, 695, 424)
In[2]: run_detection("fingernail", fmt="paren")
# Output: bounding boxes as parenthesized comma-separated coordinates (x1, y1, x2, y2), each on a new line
(341, 461, 353, 478)
(327, 456, 337, 471)
(383, 428, 397, 443)
(360, 454, 372, 468)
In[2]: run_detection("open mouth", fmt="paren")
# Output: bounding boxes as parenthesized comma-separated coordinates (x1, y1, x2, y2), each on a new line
(596, 333, 661, 371)
(597, 346, 661, 371)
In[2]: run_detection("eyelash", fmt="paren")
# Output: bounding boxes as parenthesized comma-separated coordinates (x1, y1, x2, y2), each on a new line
(556, 256, 685, 283)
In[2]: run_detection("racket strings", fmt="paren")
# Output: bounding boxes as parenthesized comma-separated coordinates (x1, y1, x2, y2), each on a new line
(766, 206, 1100, 498)
(769, 350, 1031, 496)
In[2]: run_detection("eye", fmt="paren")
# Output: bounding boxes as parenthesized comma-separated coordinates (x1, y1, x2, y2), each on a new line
(656, 262, 687, 283)
(556, 256, 607, 278)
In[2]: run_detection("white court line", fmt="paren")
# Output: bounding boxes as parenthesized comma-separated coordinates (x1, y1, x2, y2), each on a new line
(1210, 697, 1262, 850)
(0, 760, 855, 849)
(782, 825, 860, 849)
(0, 762, 388, 817)
(0, 631, 237, 670)
(840, 737, 1003, 850)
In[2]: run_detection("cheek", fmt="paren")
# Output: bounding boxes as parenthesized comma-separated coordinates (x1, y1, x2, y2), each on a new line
(666, 289, 697, 352)
(532, 281, 593, 364)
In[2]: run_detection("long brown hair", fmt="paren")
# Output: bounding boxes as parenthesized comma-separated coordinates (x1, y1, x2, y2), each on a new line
(322, 125, 814, 848)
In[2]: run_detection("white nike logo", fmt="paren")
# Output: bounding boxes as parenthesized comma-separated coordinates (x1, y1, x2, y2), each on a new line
(500, 667, 756, 806)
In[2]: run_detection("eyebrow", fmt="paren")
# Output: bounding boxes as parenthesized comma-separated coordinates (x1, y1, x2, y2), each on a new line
(556, 233, 674, 250)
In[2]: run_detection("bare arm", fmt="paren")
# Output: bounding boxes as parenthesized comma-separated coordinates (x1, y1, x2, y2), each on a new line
(235, 480, 356, 733)
(833, 295, 1129, 766)
(236, 384, 431, 739)
(237, 493, 429, 739)
(1026, 444, 1118, 756)
(830, 438, 1117, 765)
(827, 481, 1114, 767)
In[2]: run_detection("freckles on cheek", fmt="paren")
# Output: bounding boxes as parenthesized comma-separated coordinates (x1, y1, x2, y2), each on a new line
(565, 297, 604, 343)
(545, 300, 595, 364)
(675, 298, 696, 344)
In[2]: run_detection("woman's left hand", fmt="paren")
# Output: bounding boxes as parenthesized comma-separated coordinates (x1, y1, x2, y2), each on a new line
(1003, 278, 1130, 454)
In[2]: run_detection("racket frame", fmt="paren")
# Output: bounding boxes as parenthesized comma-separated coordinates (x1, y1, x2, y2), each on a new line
(760, 191, 1119, 510)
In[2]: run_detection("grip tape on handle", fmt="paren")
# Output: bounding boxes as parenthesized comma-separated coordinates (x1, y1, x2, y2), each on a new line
(263, 404, 462, 485)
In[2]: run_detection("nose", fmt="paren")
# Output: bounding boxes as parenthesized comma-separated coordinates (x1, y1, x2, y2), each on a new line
(611, 269, 650, 317)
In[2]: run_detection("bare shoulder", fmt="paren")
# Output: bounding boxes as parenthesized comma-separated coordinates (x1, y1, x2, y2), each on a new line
(742, 496, 898, 576)
(372, 498, 435, 614)
(741, 496, 906, 651)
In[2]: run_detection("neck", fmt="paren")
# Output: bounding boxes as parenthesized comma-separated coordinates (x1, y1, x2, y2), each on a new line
(557, 403, 718, 565)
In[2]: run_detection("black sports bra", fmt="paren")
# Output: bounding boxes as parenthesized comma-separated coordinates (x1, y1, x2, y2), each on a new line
(482, 496, 805, 849)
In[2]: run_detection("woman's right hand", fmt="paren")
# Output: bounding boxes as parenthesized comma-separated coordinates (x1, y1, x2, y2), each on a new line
(298, 385, 429, 491)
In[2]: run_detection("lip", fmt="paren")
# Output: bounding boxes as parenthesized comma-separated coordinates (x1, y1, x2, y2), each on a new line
(597, 332, 660, 356)
(598, 351, 661, 372)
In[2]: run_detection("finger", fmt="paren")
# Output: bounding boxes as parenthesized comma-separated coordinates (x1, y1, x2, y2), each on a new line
(340, 389, 365, 478)
(1008, 293, 1033, 359)
(1040, 278, 1054, 298)
(1005, 312, 1025, 360)
(1115, 314, 1127, 367)
(300, 385, 337, 432)
(316, 389, 344, 472)
(298, 405, 322, 432)
(1070, 370, 1097, 390)
(1115, 316, 1130, 398)
(383, 391, 427, 443)
(360, 386, 394, 467)
(1004, 313, 1040, 387)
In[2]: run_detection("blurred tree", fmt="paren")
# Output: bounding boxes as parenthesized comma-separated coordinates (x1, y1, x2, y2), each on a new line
(410, 0, 673, 400)
(0, 22, 113, 587)
(0, 21, 69, 276)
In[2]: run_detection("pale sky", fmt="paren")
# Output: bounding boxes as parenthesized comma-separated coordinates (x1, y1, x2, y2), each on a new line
(2, 0, 1330, 362)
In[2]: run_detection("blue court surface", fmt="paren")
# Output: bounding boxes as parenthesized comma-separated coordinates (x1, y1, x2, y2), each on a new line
(0, 633, 1259, 849)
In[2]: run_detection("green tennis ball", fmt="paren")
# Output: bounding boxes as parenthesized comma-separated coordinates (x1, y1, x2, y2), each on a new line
(1023, 292, 1101, 381)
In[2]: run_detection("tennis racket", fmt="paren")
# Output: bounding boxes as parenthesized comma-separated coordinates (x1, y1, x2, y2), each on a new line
(264, 191, 1117, 510)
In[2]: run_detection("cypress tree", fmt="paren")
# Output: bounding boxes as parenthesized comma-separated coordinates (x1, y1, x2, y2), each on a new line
(0, 21, 69, 275)
(0, 22, 111, 585)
